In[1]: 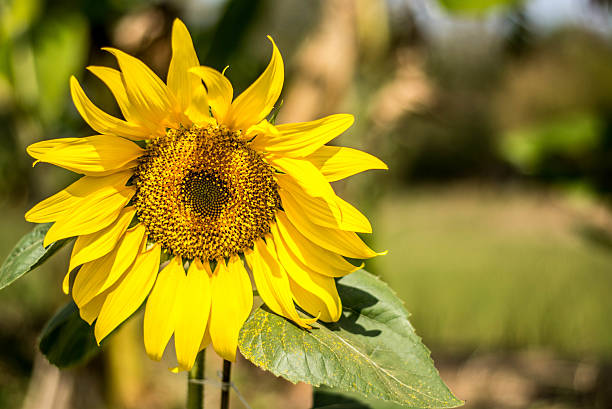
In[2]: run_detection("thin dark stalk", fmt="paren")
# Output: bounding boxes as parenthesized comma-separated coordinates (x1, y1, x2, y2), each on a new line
(220, 360, 232, 409)
(187, 350, 206, 409)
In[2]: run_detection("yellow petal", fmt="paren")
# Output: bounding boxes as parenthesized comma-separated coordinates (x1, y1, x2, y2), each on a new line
(72, 224, 146, 306)
(27, 134, 143, 176)
(278, 175, 372, 233)
(62, 270, 72, 294)
(185, 84, 214, 126)
(189, 66, 233, 124)
(268, 230, 341, 322)
(172, 326, 212, 373)
(245, 119, 280, 142)
(244, 246, 284, 316)
(174, 258, 212, 370)
(43, 187, 134, 247)
(280, 209, 383, 259)
(245, 239, 314, 328)
(86, 66, 137, 124)
(144, 256, 184, 361)
(274, 211, 361, 277)
(306, 145, 388, 182)
(167, 19, 207, 118)
(79, 290, 109, 325)
(225, 36, 283, 131)
(273, 157, 343, 232)
(25, 171, 132, 223)
(200, 320, 212, 350)
(197, 296, 214, 354)
(251, 114, 354, 157)
(94, 242, 161, 344)
(209, 256, 252, 362)
(69, 206, 135, 272)
(70, 76, 151, 140)
(103, 47, 178, 128)
(272, 158, 340, 222)
(288, 276, 342, 323)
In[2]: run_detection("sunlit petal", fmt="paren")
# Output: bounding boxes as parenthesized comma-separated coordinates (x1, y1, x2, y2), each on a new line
(25, 172, 132, 223)
(94, 242, 161, 344)
(168, 18, 209, 124)
(245, 239, 315, 328)
(70, 76, 151, 140)
(305, 145, 388, 182)
(225, 36, 283, 131)
(274, 211, 361, 277)
(43, 187, 134, 247)
(209, 257, 252, 362)
(68, 206, 136, 272)
(251, 114, 354, 157)
(144, 256, 184, 361)
(103, 47, 178, 128)
(174, 258, 212, 370)
(190, 66, 233, 124)
(27, 135, 142, 176)
(268, 228, 341, 322)
(278, 175, 372, 233)
(281, 209, 384, 259)
(72, 224, 146, 306)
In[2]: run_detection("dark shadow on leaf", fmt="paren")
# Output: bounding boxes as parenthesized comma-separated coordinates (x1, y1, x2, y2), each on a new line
(259, 304, 312, 332)
(39, 301, 99, 368)
(312, 390, 372, 409)
(257, 284, 382, 337)
(324, 283, 381, 337)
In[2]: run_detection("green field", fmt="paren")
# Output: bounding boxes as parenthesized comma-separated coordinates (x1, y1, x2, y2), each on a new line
(369, 185, 612, 359)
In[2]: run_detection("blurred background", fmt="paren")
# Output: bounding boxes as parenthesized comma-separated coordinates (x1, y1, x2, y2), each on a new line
(1, 0, 612, 408)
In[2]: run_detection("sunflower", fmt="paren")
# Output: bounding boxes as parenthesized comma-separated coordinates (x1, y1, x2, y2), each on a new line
(25, 19, 386, 370)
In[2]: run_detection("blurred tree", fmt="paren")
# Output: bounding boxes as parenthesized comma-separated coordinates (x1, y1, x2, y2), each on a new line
(203, 0, 264, 71)
(438, 0, 524, 15)
(497, 28, 612, 198)
(0, 0, 88, 197)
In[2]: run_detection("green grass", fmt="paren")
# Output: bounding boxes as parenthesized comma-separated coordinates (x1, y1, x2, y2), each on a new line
(368, 185, 612, 359)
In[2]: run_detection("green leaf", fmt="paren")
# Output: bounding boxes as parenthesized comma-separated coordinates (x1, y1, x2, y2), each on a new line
(239, 270, 462, 408)
(39, 301, 99, 368)
(0, 223, 70, 291)
(313, 389, 372, 409)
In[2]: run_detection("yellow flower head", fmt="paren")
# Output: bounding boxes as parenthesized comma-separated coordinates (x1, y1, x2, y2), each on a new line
(25, 19, 387, 370)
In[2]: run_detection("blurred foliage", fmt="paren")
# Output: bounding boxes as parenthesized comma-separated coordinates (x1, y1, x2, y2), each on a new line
(0, 0, 40, 41)
(387, 20, 612, 204)
(438, 0, 523, 14)
(0, 0, 89, 196)
(500, 112, 604, 180)
(202, 0, 263, 70)
(33, 13, 88, 125)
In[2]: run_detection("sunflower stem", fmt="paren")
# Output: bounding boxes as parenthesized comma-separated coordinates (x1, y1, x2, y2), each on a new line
(220, 360, 232, 409)
(187, 350, 206, 409)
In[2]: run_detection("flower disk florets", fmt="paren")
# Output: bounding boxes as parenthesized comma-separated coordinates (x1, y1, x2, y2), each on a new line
(134, 125, 281, 260)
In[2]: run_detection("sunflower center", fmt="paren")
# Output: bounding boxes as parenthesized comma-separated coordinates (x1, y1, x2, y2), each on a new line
(133, 125, 281, 260)
(181, 171, 231, 218)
